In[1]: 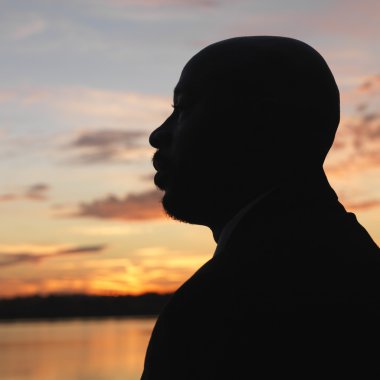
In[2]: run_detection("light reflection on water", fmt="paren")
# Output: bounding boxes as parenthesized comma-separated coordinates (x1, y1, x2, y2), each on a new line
(0, 317, 156, 380)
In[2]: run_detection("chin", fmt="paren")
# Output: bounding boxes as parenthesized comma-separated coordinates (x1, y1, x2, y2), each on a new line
(162, 187, 210, 226)
(161, 190, 185, 222)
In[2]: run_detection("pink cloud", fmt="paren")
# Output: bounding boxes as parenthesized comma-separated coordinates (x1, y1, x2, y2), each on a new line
(11, 18, 46, 40)
(66, 129, 149, 164)
(326, 74, 380, 176)
(0, 183, 50, 202)
(109, 0, 218, 7)
(75, 189, 164, 221)
(358, 75, 380, 93)
(0, 194, 19, 202)
(232, 1, 380, 40)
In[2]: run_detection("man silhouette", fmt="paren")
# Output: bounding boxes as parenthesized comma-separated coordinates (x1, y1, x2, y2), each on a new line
(142, 36, 380, 379)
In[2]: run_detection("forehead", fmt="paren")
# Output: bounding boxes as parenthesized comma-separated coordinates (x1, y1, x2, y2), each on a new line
(173, 66, 223, 103)
(174, 49, 262, 103)
(173, 83, 201, 103)
(174, 70, 204, 98)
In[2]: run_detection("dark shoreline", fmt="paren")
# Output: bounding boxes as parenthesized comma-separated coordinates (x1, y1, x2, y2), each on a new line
(0, 314, 158, 324)
(0, 293, 172, 321)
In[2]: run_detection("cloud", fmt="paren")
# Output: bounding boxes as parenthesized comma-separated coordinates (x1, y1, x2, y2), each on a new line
(140, 173, 155, 182)
(106, 0, 218, 7)
(70, 224, 142, 236)
(316, 4, 380, 39)
(358, 75, 380, 93)
(128, 246, 208, 293)
(0, 244, 107, 268)
(11, 18, 46, 40)
(75, 189, 164, 221)
(0, 86, 169, 162)
(325, 75, 380, 175)
(66, 129, 150, 164)
(53, 88, 170, 128)
(326, 122, 380, 176)
(0, 12, 47, 41)
(86, 0, 220, 23)
(25, 183, 50, 200)
(0, 86, 170, 165)
(0, 86, 170, 128)
(342, 198, 380, 211)
(0, 194, 19, 202)
(0, 91, 15, 103)
(0, 183, 50, 202)
(72, 129, 145, 148)
(0, 243, 209, 297)
(0, 254, 43, 267)
(231, 1, 380, 42)
(351, 116, 380, 150)
(58, 245, 106, 254)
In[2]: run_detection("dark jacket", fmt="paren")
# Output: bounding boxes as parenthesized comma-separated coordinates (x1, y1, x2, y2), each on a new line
(142, 177, 380, 379)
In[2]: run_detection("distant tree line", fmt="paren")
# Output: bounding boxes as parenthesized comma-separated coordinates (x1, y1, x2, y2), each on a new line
(0, 293, 173, 320)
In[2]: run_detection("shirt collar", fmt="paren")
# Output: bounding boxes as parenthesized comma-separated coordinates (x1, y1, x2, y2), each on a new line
(213, 185, 279, 258)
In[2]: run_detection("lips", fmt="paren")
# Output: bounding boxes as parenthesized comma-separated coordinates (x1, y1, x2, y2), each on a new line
(153, 171, 167, 190)
(152, 150, 171, 189)
(152, 150, 171, 172)
(154, 168, 173, 190)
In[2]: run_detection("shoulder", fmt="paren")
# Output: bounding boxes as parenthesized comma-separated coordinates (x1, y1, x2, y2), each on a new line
(143, 256, 237, 379)
(229, 210, 380, 310)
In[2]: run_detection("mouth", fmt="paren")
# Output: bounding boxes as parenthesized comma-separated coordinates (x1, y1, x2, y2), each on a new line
(153, 170, 170, 190)
(152, 150, 170, 171)
(152, 151, 171, 189)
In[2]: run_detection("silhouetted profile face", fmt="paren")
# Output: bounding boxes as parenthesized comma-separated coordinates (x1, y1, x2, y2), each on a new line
(150, 36, 340, 229)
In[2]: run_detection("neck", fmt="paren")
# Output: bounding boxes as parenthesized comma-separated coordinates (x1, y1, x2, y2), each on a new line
(210, 168, 337, 243)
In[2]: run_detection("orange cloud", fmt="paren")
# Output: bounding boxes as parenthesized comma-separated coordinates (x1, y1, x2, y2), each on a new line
(0, 244, 209, 298)
(325, 75, 380, 176)
(75, 189, 165, 221)
(0, 277, 96, 299)
(341, 198, 380, 211)
(85, 247, 207, 295)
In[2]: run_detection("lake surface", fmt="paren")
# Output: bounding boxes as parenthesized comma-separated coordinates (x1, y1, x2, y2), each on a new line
(0, 317, 156, 380)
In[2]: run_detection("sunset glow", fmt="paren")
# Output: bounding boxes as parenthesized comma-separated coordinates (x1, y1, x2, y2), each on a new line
(1, 0, 379, 298)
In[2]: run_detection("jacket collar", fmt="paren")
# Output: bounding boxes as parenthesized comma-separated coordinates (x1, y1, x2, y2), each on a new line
(213, 169, 346, 260)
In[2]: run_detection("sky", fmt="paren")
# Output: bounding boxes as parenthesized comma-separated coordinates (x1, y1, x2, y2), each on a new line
(0, 0, 379, 298)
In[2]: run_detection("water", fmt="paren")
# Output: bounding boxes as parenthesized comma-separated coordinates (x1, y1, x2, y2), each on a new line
(0, 317, 156, 380)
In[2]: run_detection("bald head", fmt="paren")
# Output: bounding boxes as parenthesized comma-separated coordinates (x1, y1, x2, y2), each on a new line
(150, 36, 340, 230)
(178, 36, 340, 165)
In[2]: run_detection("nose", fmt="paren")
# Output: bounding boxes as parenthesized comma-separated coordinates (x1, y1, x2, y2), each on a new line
(149, 117, 173, 149)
